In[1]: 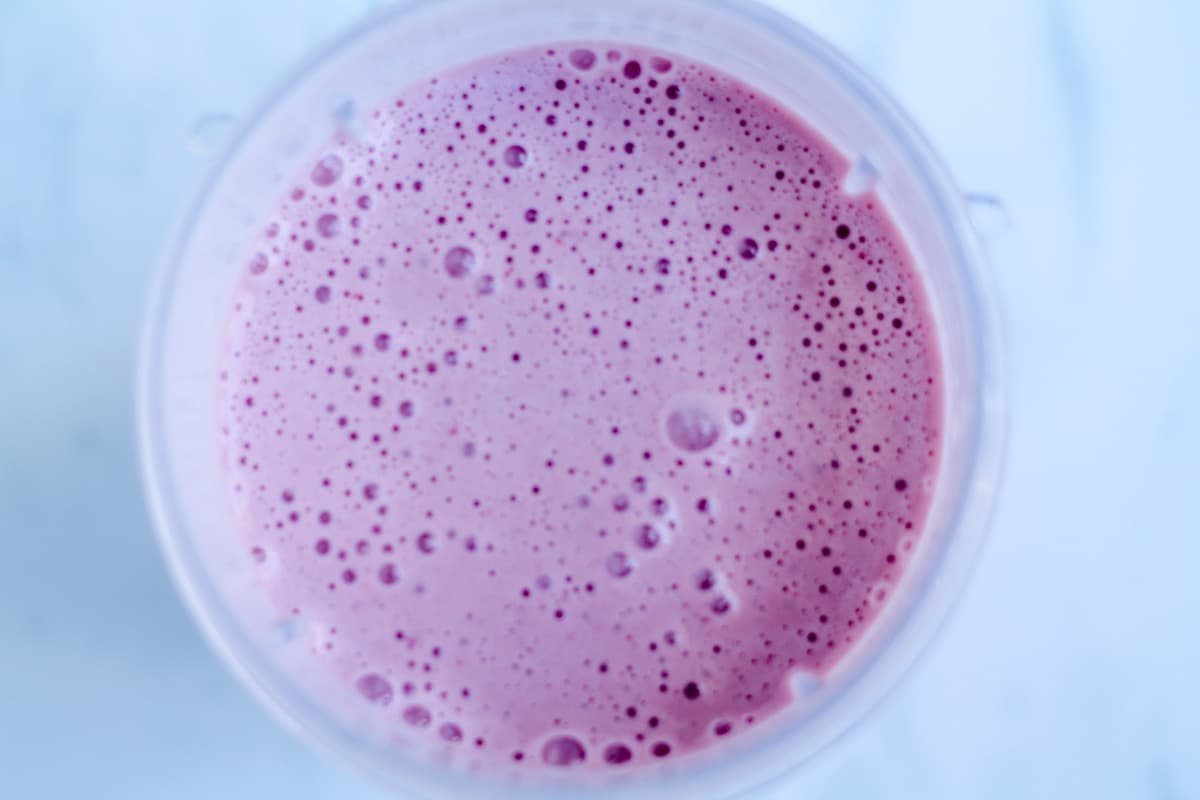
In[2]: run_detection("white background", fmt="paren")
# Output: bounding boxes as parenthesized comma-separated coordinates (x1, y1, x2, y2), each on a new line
(1, 1, 1197, 797)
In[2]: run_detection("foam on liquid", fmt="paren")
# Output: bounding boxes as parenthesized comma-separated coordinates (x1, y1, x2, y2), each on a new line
(218, 43, 942, 771)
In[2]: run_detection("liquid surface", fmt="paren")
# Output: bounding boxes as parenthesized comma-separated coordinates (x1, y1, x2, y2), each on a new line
(218, 43, 941, 771)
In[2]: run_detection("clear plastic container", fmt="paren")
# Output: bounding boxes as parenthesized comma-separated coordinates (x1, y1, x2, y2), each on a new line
(138, 1, 1007, 797)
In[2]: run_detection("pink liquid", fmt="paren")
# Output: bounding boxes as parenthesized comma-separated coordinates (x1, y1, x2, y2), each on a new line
(218, 43, 941, 770)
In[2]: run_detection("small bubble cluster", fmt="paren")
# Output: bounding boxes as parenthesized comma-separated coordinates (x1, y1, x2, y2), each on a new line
(218, 43, 941, 772)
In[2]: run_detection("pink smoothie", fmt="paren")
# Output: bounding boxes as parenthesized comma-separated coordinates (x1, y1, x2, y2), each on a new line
(218, 43, 941, 771)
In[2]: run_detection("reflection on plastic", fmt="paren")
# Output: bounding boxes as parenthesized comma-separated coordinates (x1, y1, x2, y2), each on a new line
(188, 112, 237, 157)
(964, 192, 1012, 243)
(843, 155, 879, 196)
(333, 99, 368, 142)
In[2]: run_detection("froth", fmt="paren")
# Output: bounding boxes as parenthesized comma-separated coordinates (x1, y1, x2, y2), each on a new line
(217, 42, 941, 772)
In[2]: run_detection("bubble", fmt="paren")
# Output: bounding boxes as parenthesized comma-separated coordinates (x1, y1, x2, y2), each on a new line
(635, 523, 661, 550)
(606, 551, 634, 578)
(730, 408, 746, 426)
(665, 405, 720, 453)
(650, 56, 673, 73)
(569, 49, 597, 70)
(867, 580, 891, 605)
(399, 400, 415, 418)
(317, 213, 341, 238)
(311, 154, 344, 186)
(417, 531, 437, 554)
(695, 568, 716, 591)
(444, 246, 476, 279)
(439, 722, 463, 742)
(248, 252, 268, 275)
(612, 494, 630, 512)
(541, 735, 587, 767)
(250, 546, 266, 563)
(379, 563, 399, 585)
(711, 595, 732, 615)
(355, 673, 394, 706)
(503, 144, 528, 168)
(314, 285, 332, 303)
(403, 704, 432, 727)
(373, 333, 391, 351)
(476, 273, 497, 295)
(603, 743, 633, 765)
(356, 194, 373, 210)
(738, 238, 759, 259)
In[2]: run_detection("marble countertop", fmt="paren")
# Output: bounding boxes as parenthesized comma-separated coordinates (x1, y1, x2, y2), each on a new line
(1, 1, 1196, 797)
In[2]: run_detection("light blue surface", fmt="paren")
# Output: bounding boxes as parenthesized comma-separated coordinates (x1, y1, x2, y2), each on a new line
(1, 1, 1197, 797)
